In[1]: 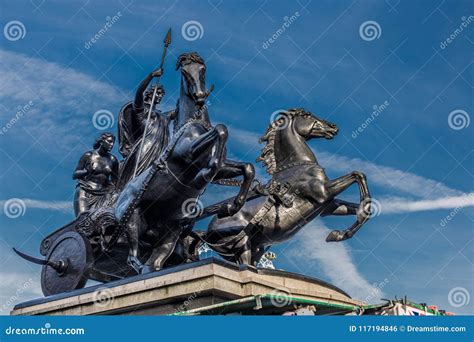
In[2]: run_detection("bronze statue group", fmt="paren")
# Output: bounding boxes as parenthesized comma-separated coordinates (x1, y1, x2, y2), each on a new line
(16, 30, 374, 295)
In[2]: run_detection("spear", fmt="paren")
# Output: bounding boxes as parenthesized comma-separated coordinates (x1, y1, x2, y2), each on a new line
(133, 28, 172, 178)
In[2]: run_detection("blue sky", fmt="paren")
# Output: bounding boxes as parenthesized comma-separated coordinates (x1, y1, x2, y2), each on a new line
(0, 0, 473, 314)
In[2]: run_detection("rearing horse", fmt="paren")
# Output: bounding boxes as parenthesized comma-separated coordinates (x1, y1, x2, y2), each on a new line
(204, 109, 372, 265)
(172, 52, 255, 218)
(115, 52, 255, 273)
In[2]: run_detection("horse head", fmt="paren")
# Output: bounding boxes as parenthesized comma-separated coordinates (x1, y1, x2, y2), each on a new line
(176, 52, 212, 108)
(258, 109, 339, 175)
(277, 108, 339, 140)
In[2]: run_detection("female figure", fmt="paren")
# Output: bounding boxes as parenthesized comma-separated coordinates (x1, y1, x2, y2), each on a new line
(73, 132, 119, 217)
(116, 68, 174, 189)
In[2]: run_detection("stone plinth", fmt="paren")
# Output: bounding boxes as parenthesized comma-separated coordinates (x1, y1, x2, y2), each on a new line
(11, 258, 363, 315)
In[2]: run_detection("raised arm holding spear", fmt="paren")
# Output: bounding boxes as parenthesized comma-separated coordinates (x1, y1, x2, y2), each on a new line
(132, 28, 172, 179)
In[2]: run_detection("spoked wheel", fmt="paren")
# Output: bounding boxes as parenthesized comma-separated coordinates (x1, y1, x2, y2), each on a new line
(41, 231, 92, 296)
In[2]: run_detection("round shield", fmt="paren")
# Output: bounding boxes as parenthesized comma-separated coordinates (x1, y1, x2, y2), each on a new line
(41, 231, 92, 296)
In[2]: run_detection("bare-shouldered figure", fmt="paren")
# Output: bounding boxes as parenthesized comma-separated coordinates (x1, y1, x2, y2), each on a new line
(73, 132, 119, 216)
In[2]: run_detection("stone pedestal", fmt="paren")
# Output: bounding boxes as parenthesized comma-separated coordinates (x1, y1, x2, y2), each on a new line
(11, 258, 364, 316)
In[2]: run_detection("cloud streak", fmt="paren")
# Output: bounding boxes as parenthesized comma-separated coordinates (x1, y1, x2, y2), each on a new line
(227, 127, 465, 200)
(0, 272, 42, 315)
(291, 221, 384, 301)
(0, 49, 124, 155)
(317, 151, 463, 199)
(380, 193, 474, 214)
(5, 193, 473, 216)
(0, 198, 72, 214)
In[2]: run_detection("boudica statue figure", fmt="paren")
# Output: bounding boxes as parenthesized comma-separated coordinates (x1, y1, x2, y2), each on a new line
(13, 28, 372, 296)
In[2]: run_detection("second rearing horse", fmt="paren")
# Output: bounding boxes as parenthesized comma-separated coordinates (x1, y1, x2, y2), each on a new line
(204, 108, 372, 265)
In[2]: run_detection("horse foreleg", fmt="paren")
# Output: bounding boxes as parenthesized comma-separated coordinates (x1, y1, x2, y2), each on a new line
(326, 171, 370, 200)
(324, 172, 372, 242)
(189, 128, 220, 158)
(192, 124, 228, 189)
(320, 199, 359, 216)
(213, 159, 255, 217)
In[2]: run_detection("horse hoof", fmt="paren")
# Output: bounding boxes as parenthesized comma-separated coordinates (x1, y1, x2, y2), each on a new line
(139, 265, 154, 274)
(127, 256, 143, 274)
(326, 230, 344, 242)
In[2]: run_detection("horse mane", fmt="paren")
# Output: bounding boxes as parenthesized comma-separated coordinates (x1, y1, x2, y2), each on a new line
(176, 52, 205, 70)
(256, 108, 308, 175)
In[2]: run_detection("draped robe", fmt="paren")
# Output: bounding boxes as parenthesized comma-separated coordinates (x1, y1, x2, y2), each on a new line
(116, 102, 171, 191)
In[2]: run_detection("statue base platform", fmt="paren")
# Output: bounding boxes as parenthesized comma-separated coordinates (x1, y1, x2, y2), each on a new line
(11, 258, 364, 316)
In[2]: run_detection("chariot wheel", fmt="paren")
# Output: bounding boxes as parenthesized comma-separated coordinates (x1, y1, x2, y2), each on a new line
(41, 231, 92, 296)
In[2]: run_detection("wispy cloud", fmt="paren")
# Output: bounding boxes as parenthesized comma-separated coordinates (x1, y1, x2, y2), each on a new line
(227, 126, 261, 149)
(0, 271, 42, 315)
(380, 193, 474, 214)
(227, 127, 465, 201)
(291, 221, 384, 301)
(317, 151, 463, 199)
(5, 193, 472, 216)
(0, 198, 71, 214)
(0, 49, 124, 155)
